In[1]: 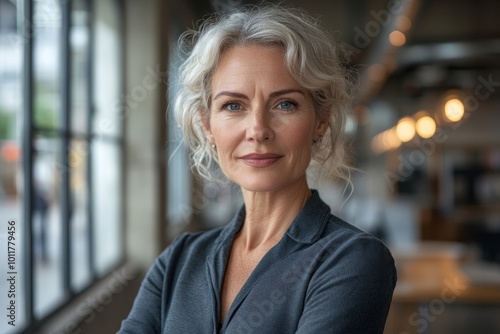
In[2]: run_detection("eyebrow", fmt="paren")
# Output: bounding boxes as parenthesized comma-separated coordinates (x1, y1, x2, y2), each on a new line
(212, 89, 306, 101)
(213, 91, 248, 101)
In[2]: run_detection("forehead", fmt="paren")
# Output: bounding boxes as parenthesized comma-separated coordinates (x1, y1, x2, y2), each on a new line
(211, 44, 303, 93)
(217, 44, 286, 68)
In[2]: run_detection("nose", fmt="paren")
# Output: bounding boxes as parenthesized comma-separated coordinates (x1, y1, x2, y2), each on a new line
(246, 106, 275, 142)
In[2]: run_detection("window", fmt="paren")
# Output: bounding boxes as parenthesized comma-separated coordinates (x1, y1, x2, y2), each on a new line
(0, 0, 124, 332)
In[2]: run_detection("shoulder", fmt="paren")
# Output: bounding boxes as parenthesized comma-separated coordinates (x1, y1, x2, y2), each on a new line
(316, 213, 397, 285)
(295, 215, 397, 333)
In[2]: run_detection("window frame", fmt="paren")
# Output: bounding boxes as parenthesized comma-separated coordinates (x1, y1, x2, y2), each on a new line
(18, 0, 125, 332)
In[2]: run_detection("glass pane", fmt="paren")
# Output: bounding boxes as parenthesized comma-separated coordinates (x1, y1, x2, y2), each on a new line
(70, 139, 90, 291)
(93, 0, 121, 137)
(33, 137, 64, 318)
(33, 0, 62, 130)
(0, 0, 26, 332)
(71, 0, 89, 133)
(166, 130, 192, 227)
(92, 140, 122, 275)
(166, 44, 192, 228)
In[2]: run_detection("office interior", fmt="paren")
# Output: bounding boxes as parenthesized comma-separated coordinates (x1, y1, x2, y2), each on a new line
(0, 0, 499, 333)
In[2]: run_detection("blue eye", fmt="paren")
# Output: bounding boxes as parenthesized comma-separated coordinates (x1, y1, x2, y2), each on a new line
(223, 102, 241, 111)
(277, 101, 296, 110)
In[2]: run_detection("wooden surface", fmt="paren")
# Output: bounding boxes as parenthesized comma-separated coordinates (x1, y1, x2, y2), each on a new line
(384, 242, 500, 334)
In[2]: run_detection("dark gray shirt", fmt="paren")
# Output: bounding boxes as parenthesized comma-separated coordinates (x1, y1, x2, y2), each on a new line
(119, 190, 396, 333)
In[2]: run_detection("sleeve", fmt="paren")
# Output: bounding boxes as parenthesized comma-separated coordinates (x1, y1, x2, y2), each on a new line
(117, 239, 178, 334)
(295, 236, 397, 334)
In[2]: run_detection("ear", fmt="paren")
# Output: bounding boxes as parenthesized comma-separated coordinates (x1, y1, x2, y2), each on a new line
(315, 111, 330, 136)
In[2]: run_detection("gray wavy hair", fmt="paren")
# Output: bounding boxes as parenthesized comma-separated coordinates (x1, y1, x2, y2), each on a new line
(174, 5, 355, 187)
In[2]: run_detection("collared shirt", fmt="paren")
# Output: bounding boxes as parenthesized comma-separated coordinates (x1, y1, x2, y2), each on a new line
(119, 190, 397, 333)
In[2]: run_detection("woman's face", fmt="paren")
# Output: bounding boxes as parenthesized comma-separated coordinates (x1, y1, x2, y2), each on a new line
(205, 44, 327, 193)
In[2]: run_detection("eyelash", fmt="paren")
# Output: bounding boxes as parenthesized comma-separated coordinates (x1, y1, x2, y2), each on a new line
(276, 100, 298, 110)
(219, 101, 242, 112)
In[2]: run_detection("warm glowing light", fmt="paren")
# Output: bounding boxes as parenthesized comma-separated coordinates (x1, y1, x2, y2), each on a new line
(416, 115, 436, 138)
(386, 128, 401, 149)
(372, 127, 401, 153)
(396, 117, 416, 142)
(389, 30, 406, 47)
(444, 98, 464, 122)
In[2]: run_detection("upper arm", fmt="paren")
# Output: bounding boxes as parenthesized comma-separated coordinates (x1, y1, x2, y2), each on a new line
(117, 235, 186, 334)
(117, 255, 166, 334)
(296, 236, 397, 334)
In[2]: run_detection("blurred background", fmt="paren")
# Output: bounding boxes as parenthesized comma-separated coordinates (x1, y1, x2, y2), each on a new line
(0, 0, 499, 333)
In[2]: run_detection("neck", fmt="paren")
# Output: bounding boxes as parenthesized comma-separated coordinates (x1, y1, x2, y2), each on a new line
(238, 177, 311, 251)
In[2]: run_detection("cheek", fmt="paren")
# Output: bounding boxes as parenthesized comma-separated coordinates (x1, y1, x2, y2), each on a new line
(211, 118, 237, 146)
(281, 121, 315, 168)
(284, 122, 314, 150)
(209, 119, 239, 169)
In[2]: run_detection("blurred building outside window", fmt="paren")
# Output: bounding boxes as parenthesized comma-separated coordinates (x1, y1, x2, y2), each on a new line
(0, 0, 124, 333)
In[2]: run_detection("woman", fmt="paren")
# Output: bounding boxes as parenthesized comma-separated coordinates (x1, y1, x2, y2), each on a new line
(120, 5, 396, 334)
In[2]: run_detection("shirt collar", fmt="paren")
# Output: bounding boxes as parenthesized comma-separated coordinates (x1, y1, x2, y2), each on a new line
(284, 189, 331, 244)
(217, 189, 331, 246)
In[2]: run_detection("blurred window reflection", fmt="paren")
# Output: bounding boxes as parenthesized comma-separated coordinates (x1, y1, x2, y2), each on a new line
(92, 0, 123, 276)
(0, 0, 124, 332)
(33, 139, 64, 317)
(92, 140, 122, 275)
(93, 0, 121, 138)
(33, 0, 61, 130)
(71, 0, 89, 134)
(70, 139, 90, 291)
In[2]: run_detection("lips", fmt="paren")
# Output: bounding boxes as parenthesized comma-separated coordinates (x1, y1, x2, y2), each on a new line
(239, 153, 283, 167)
